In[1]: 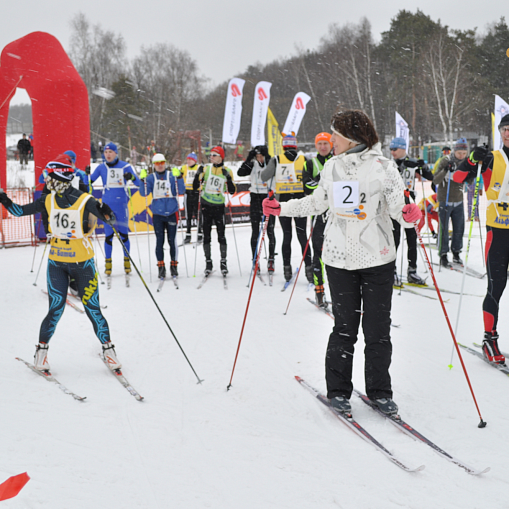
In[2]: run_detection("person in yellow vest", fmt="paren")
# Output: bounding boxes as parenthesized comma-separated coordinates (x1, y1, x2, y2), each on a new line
(261, 132, 313, 283)
(192, 146, 236, 275)
(454, 114, 509, 365)
(180, 152, 203, 243)
(0, 154, 121, 372)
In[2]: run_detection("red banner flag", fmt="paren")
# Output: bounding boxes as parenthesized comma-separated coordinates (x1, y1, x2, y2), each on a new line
(0, 472, 30, 501)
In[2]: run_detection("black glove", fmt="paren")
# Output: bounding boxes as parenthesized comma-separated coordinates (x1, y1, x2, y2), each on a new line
(471, 146, 488, 163)
(416, 159, 425, 168)
(196, 165, 204, 175)
(222, 168, 232, 179)
(124, 172, 134, 181)
(98, 202, 116, 225)
(403, 159, 418, 168)
(85, 165, 91, 175)
(0, 192, 13, 208)
(448, 162, 457, 172)
(247, 149, 257, 161)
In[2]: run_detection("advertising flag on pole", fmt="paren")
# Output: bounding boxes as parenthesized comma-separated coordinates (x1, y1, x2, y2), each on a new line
(222, 78, 245, 145)
(267, 107, 283, 157)
(282, 92, 311, 136)
(250, 81, 272, 147)
(494, 95, 509, 150)
(395, 112, 410, 152)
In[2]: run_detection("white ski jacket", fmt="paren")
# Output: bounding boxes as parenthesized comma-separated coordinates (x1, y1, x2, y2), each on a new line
(279, 143, 412, 270)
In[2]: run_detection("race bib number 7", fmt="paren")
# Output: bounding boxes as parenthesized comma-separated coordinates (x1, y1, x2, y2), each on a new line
(333, 181, 359, 208)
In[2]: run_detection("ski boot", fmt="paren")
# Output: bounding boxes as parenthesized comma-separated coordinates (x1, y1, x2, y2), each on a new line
(204, 243, 213, 275)
(184, 233, 191, 244)
(102, 342, 122, 370)
(205, 260, 213, 275)
(452, 252, 463, 265)
(267, 258, 275, 273)
(370, 397, 399, 416)
(34, 343, 50, 371)
(330, 396, 352, 415)
(440, 254, 451, 268)
(170, 260, 178, 277)
(305, 265, 314, 284)
(124, 256, 131, 274)
(157, 261, 166, 279)
(197, 232, 203, 244)
(407, 267, 426, 286)
(315, 285, 326, 308)
(105, 258, 112, 276)
(220, 259, 228, 276)
(482, 331, 505, 364)
(283, 265, 293, 282)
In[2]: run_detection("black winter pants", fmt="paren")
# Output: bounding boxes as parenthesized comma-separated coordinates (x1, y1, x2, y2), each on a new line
(392, 219, 417, 269)
(279, 216, 311, 267)
(202, 203, 226, 246)
(249, 193, 275, 260)
(325, 261, 395, 400)
(185, 190, 202, 234)
(311, 213, 326, 286)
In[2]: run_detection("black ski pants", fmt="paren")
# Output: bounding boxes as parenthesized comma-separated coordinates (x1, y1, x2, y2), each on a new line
(311, 213, 326, 286)
(483, 226, 509, 333)
(185, 190, 202, 234)
(249, 193, 275, 260)
(392, 219, 417, 269)
(202, 202, 226, 246)
(279, 216, 311, 267)
(325, 261, 395, 400)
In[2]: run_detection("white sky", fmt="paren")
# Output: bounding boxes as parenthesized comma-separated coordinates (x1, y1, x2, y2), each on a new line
(2, 0, 505, 106)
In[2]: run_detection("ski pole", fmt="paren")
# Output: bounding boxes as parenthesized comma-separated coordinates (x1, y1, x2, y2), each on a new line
(398, 225, 405, 294)
(420, 179, 434, 268)
(112, 225, 203, 383)
(439, 168, 452, 271)
(30, 215, 45, 272)
(283, 216, 316, 315)
(227, 197, 242, 276)
(246, 217, 265, 288)
(143, 180, 152, 283)
(449, 164, 482, 368)
(406, 192, 486, 428)
(127, 186, 143, 271)
(227, 211, 270, 390)
(178, 208, 189, 277)
(32, 237, 50, 286)
(194, 192, 202, 277)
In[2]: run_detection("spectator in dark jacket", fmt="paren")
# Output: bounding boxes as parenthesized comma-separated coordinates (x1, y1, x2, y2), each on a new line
(17, 134, 31, 165)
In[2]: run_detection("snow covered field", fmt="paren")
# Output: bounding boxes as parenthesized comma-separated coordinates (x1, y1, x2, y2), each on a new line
(1, 209, 508, 508)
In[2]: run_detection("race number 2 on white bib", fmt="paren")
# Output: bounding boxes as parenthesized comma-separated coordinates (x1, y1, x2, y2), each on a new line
(333, 181, 360, 208)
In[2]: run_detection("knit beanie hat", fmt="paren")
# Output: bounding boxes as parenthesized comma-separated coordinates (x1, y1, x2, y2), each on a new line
(45, 154, 74, 182)
(389, 137, 406, 150)
(186, 152, 198, 162)
(211, 146, 225, 160)
(453, 138, 468, 151)
(315, 132, 332, 148)
(282, 132, 297, 149)
(499, 114, 509, 129)
(104, 142, 118, 153)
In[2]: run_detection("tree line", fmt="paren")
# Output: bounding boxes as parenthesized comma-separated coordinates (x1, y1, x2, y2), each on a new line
(66, 10, 509, 163)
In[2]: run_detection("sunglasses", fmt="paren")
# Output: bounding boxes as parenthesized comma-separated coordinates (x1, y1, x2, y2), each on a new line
(210, 154, 221, 158)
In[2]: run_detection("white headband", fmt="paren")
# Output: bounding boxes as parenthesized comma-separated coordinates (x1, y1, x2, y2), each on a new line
(331, 126, 359, 145)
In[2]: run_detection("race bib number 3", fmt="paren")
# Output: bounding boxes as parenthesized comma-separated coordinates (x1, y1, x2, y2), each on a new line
(333, 181, 359, 208)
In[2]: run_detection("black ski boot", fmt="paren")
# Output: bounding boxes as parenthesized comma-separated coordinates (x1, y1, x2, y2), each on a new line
(440, 254, 451, 268)
(184, 233, 191, 244)
(315, 285, 326, 308)
(407, 267, 426, 286)
(220, 244, 228, 275)
(482, 331, 505, 364)
(283, 265, 293, 282)
(305, 265, 314, 284)
(370, 397, 399, 416)
(330, 396, 352, 415)
(267, 258, 275, 273)
(452, 252, 463, 265)
(204, 243, 213, 275)
(170, 261, 178, 277)
(157, 261, 166, 279)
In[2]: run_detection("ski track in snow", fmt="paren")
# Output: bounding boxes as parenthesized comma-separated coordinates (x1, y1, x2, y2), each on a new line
(1, 175, 508, 508)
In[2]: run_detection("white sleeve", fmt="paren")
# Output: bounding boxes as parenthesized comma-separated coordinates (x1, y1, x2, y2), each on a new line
(279, 182, 329, 217)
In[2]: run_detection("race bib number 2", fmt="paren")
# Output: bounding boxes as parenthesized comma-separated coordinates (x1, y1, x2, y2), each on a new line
(333, 181, 360, 208)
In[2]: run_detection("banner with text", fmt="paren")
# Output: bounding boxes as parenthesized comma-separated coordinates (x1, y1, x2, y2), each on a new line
(282, 92, 311, 136)
(494, 95, 509, 150)
(395, 111, 409, 152)
(222, 78, 245, 145)
(250, 81, 272, 147)
(267, 107, 283, 158)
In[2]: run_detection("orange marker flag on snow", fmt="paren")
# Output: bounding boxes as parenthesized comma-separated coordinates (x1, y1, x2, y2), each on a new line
(0, 472, 30, 501)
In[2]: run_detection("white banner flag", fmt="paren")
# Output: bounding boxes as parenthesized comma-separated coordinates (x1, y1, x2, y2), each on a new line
(494, 95, 509, 150)
(282, 92, 311, 136)
(250, 81, 272, 147)
(395, 111, 410, 152)
(222, 78, 245, 145)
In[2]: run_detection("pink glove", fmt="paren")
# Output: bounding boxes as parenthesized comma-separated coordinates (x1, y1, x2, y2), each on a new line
(262, 197, 281, 216)
(402, 203, 421, 223)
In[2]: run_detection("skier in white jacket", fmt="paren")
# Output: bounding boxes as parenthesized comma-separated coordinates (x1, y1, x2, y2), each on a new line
(263, 109, 421, 416)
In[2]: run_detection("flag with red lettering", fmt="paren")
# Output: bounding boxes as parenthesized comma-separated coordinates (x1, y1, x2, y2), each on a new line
(0, 472, 30, 501)
(250, 81, 272, 147)
(282, 92, 311, 136)
(222, 78, 245, 145)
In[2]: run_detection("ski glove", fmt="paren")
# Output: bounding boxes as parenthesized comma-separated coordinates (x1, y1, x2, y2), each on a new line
(0, 191, 13, 208)
(222, 168, 232, 180)
(403, 159, 418, 168)
(470, 146, 488, 163)
(139, 168, 147, 180)
(124, 172, 134, 181)
(247, 149, 257, 161)
(402, 203, 421, 223)
(172, 168, 182, 178)
(98, 202, 116, 226)
(85, 165, 91, 175)
(262, 197, 281, 216)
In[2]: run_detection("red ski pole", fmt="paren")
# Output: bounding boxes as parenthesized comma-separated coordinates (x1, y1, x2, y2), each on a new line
(227, 194, 272, 390)
(406, 191, 486, 428)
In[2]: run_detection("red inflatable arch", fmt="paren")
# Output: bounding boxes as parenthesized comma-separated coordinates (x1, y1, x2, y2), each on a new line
(0, 32, 90, 190)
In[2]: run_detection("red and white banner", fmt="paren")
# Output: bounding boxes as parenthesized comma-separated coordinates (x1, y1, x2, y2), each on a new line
(222, 78, 245, 145)
(250, 81, 272, 147)
(282, 92, 311, 136)
(395, 111, 410, 152)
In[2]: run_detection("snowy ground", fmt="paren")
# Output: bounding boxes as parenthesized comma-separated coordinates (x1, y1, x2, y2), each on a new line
(1, 202, 508, 508)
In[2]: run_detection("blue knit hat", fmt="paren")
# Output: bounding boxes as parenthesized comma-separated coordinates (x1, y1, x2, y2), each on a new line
(453, 138, 468, 151)
(186, 152, 198, 162)
(104, 142, 118, 153)
(390, 137, 406, 150)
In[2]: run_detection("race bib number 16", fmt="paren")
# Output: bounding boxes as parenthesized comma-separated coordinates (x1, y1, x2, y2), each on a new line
(333, 181, 359, 208)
